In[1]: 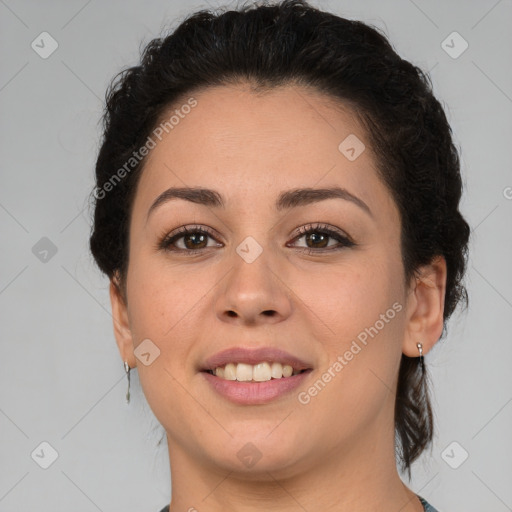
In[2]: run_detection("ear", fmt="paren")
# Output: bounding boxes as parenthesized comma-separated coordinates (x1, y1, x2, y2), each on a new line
(402, 255, 447, 357)
(110, 274, 137, 369)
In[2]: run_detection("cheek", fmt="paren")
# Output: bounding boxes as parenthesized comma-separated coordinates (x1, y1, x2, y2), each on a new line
(124, 258, 212, 437)
(294, 251, 404, 346)
(294, 251, 405, 406)
(295, 285, 404, 446)
(126, 249, 211, 340)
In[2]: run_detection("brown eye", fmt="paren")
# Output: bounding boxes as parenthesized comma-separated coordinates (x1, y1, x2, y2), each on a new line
(304, 232, 330, 249)
(159, 226, 222, 254)
(181, 232, 208, 250)
(290, 223, 355, 254)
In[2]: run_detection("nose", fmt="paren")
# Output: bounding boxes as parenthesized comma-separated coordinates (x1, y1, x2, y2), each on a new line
(215, 246, 293, 326)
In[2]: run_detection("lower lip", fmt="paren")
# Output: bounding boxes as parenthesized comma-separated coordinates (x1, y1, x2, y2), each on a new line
(201, 370, 312, 405)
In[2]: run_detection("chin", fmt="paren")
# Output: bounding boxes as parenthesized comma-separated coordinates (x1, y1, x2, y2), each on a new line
(201, 429, 313, 478)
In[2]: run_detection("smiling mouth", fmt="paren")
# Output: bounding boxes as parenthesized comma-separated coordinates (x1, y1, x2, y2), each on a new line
(202, 362, 312, 382)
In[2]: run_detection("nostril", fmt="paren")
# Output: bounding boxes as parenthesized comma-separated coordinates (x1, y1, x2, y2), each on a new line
(262, 310, 276, 316)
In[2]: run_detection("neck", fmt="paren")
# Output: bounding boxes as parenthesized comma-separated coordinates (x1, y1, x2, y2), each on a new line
(165, 415, 423, 512)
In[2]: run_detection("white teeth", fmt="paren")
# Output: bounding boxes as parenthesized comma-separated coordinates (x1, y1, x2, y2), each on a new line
(236, 363, 253, 381)
(282, 364, 293, 377)
(210, 362, 302, 381)
(223, 363, 237, 380)
(271, 362, 282, 379)
(253, 362, 271, 382)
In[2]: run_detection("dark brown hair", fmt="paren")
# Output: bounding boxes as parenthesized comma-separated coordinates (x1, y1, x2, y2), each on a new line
(89, 0, 470, 474)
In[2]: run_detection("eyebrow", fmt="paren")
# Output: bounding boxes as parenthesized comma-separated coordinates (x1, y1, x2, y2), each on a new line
(146, 185, 372, 221)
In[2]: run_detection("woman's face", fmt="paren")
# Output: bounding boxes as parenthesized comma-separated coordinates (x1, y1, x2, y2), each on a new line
(113, 84, 423, 476)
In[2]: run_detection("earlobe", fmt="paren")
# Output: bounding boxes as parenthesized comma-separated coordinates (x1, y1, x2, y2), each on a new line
(110, 276, 137, 368)
(402, 256, 447, 358)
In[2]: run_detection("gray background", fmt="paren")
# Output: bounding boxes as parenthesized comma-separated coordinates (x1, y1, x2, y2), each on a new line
(1, 0, 511, 510)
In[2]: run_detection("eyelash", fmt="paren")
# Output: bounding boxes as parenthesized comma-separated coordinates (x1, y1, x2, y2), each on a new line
(158, 223, 355, 256)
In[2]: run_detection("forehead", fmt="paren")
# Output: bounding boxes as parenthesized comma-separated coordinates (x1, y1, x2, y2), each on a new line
(133, 83, 388, 214)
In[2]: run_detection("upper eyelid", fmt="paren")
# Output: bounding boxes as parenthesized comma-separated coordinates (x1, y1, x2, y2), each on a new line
(166, 224, 221, 241)
(294, 222, 350, 237)
(165, 223, 346, 238)
(162, 223, 352, 248)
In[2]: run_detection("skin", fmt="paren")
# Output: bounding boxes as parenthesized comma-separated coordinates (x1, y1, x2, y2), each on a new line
(110, 83, 447, 512)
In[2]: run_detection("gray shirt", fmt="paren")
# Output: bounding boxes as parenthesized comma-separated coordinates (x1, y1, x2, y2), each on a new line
(158, 494, 439, 511)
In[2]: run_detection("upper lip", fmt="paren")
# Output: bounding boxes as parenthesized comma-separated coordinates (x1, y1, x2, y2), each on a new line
(201, 347, 313, 372)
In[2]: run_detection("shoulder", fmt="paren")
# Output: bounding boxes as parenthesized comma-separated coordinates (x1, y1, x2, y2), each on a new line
(159, 499, 439, 512)
(418, 495, 440, 512)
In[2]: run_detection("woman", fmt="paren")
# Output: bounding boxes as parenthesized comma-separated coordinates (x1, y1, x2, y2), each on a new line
(89, 1, 470, 510)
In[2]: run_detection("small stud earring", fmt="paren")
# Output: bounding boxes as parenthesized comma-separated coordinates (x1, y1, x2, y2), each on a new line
(416, 342, 424, 368)
(124, 361, 131, 404)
